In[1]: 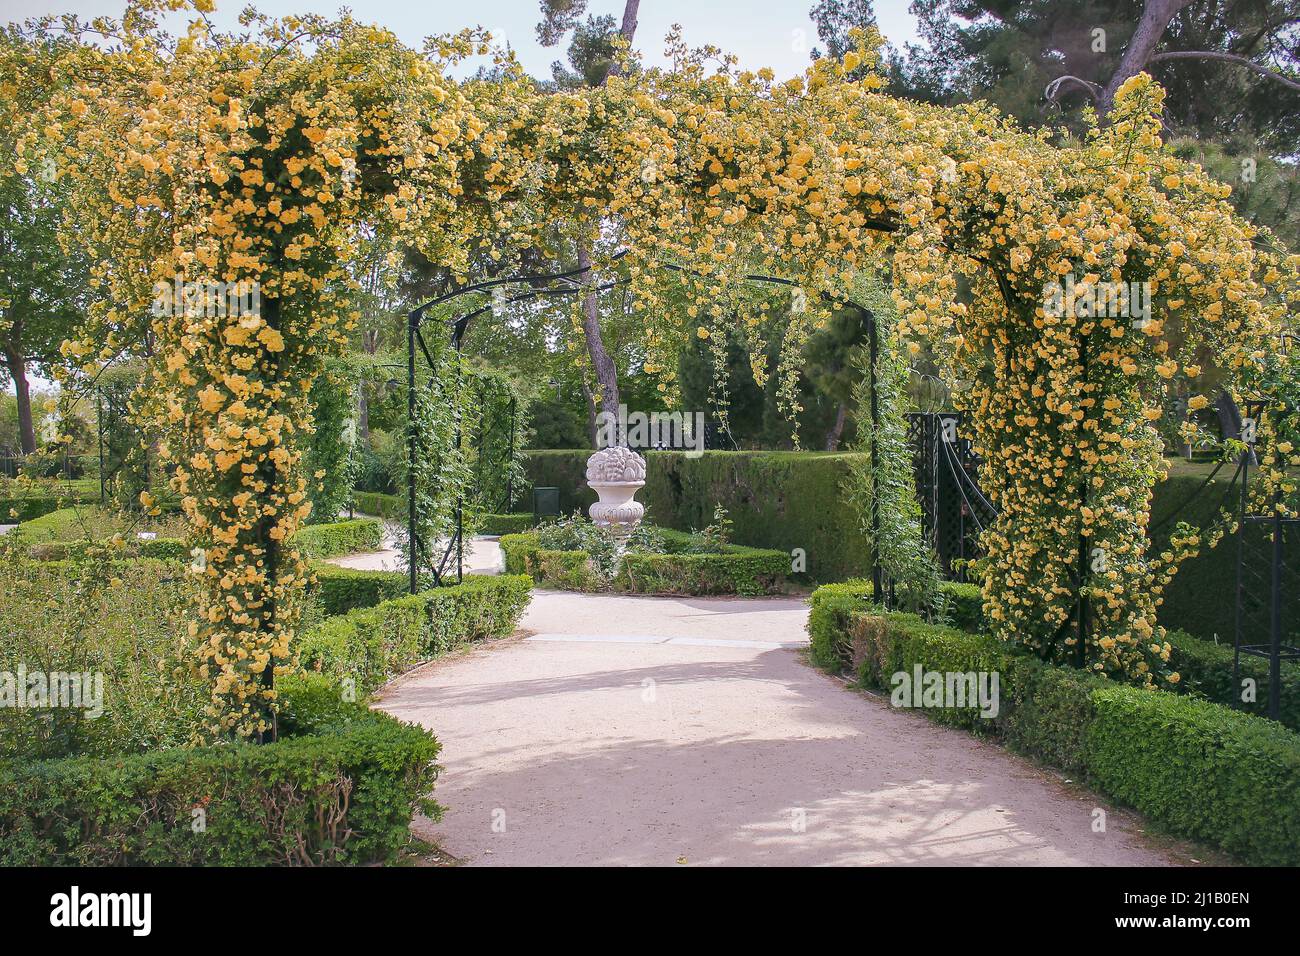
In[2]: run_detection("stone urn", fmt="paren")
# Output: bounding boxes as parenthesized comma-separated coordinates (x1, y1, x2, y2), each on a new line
(586, 445, 647, 537)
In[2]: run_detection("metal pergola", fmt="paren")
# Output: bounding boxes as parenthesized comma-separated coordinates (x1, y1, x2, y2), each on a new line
(402, 251, 886, 597)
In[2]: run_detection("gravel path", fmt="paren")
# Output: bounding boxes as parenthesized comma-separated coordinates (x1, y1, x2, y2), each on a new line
(378, 590, 1180, 867)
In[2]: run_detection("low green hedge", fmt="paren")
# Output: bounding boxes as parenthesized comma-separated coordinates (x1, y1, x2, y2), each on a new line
(807, 578, 983, 669)
(26, 536, 188, 562)
(525, 449, 868, 581)
(0, 675, 440, 866)
(298, 574, 532, 696)
(500, 530, 788, 595)
(1166, 628, 1300, 732)
(808, 587, 1300, 865)
(480, 512, 535, 536)
(2, 494, 96, 523)
(351, 490, 403, 518)
(309, 564, 409, 616)
(292, 518, 384, 559)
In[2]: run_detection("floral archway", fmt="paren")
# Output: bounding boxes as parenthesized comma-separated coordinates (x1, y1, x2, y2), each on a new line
(26, 1, 1298, 736)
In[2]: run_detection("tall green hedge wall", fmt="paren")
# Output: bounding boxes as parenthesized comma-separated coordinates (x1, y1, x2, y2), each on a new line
(525, 451, 1278, 639)
(525, 450, 870, 581)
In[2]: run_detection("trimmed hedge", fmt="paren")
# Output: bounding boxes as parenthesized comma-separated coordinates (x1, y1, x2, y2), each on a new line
(351, 490, 403, 518)
(500, 530, 788, 595)
(0, 675, 440, 866)
(292, 518, 384, 559)
(808, 588, 1300, 865)
(480, 512, 535, 536)
(309, 564, 409, 616)
(526, 451, 1272, 635)
(25, 536, 188, 561)
(807, 578, 983, 669)
(298, 574, 533, 696)
(525, 450, 867, 581)
(2, 494, 96, 523)
(1166, 628, 1300, 732)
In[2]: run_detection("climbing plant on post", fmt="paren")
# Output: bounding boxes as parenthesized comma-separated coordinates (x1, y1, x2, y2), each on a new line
(41, 3, 481, 738)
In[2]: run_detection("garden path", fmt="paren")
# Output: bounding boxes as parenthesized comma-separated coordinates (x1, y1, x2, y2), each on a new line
(378, 590, 1186, 867)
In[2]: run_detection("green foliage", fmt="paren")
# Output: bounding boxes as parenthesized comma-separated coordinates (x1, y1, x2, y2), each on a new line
(480, 512, 535, 535)
(351, 489, 403, 517)
(1087, 685, 1300, 866)
(501, 527, 788, 595)
(297, 574, 532, 697)
(843, 299, 946, 619)
(1165, 628, 1300, 732)
(525, 449, 872, 581)
(0, 676, 441, 866)
(615, 546, 787, 595)
(305, 357, 363, 524)
(12, 503, 186, 542)
(0, 549, 206, 760)
(807, 585, 1300, 864)
(308, 564, 409, 616)
(292, 518, 384, 559)
(535, 513, 619, 580)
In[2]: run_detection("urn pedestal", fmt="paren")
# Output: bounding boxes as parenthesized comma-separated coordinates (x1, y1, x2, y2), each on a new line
(585, 446, 647, 538)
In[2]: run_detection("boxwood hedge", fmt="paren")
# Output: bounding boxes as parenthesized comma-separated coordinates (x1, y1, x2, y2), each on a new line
(808, 584, 1300, 865)
(500, 529, 788, 595)
(298, 574, 533, 696)
(0, 675, 440, 866)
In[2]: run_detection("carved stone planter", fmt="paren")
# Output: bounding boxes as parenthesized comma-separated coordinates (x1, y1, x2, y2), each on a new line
(586, 445, 646, 537)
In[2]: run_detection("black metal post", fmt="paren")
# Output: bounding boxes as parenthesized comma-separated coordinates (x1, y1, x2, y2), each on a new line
(505, 396, 517, 510)
(407, 309, 419, 596)
(1269, 493, 1283, 721)
(455, 367, 464, 584)
(1232, 450, 1250, 706)
(866, 308, 883, 603)
(96, 388, 106, 506)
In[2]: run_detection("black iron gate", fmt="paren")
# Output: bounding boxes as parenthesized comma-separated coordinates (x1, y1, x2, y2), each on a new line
(906, 412, 997, 580)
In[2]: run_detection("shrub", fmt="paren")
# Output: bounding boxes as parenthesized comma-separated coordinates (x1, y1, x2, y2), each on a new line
(13, 505, 187, 543)
(615, 546, 788, 596)
(292, 518, 384, 559)
(0, 676, 440, 866)
(1087, 685, 1300, 865)
(309, 564, 409, 616)
(27, 536, 188, 561)
(501, 529, 788, 595)
(0, 551, 207, 760)
(352, 490, 403, 518)
(806, 586, 1300, 864)
(480, 512, 535, 535)
(1165, 628, 1300, 732)
(297, 575, 532, 696)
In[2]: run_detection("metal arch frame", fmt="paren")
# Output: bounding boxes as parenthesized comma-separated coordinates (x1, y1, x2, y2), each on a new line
(404, 251, 888, 598)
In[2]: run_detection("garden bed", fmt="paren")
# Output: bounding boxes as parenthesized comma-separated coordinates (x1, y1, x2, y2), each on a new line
(500, 526, 788, 596)
(0, 676, 441, 866)
(807, 582, 1300, 865)
(0, 544, 531, 865)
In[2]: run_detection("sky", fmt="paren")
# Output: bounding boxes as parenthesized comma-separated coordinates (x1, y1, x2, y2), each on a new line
(1, 2, 924, 396)
(0, 1, 923, 80)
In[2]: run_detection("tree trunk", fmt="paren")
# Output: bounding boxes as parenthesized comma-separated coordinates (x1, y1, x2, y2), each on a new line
(575, 240, 621, 443)
(581, 377, 599, 449)
(825, 400, 848, 451)
(1098, 0, 1194, 119)
(3, 334, 36, 454)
